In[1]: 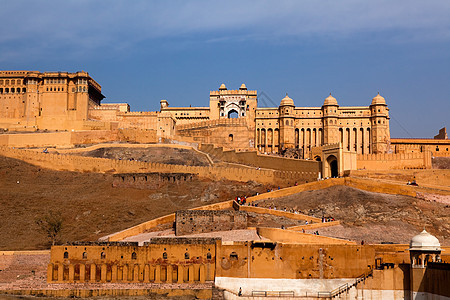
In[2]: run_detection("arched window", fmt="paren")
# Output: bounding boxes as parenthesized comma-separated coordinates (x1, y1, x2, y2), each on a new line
(185, 252, 190, 259)
(230, 252, 238, 261)
(82, 252, 87, 259)
(207, 253, 212, 260)
(101, 252, 106, 259)
(131, 252, 137, 260)
(63, 252, 69, 259)
(229, 134, 233, 142)
(163, 252, 168, 259)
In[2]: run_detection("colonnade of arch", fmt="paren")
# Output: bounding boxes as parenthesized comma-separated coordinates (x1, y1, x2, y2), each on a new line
(256, 128, 280, 153)
(339, 127, 371, 154)
(47, 262, 213, 283)
(257, 126, 373, 155)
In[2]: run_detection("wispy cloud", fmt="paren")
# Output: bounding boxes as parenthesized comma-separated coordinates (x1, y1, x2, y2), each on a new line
(1, 0, 450, 61)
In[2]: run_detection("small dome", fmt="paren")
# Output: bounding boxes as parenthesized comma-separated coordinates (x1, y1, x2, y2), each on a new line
(219, 83, 227, 90)
(239, 83, 247, 90)
(371, 93, 386, 105)
(323, 93, 338, 106)
(409, 230, 441, 251)
(280, 93, 294, 106)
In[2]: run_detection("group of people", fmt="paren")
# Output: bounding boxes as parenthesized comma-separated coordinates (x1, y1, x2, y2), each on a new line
(321, 217, 335, 223)
(235, 196, 248, 205)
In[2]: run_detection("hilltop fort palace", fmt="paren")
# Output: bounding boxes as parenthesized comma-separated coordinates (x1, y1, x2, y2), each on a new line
(0, 70, 448, 177)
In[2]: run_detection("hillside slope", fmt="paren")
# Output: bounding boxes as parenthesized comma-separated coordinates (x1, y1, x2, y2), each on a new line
(254, 185, 450, 245)
(0, 155, 266, 250)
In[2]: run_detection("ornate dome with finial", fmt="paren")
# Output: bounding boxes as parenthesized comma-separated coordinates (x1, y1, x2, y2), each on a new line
(219, 83, 227, 90)
(280, 93, 294, 106)
(371, 93, 386, 105)
(323, 93, 338, 106)
(239, 83, 247, 90)
(409, 230, 441, 251)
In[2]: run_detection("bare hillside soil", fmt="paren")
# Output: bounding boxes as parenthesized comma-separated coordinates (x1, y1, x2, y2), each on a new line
(0, 155, 268, 250)
(432, 156, 450, 169)
(73, 147, 211, 166)
(253, 185, 450, 245)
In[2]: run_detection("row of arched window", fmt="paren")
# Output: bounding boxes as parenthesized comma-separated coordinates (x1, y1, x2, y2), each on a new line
(0, 79, 23, 85)
(63, 251, 213, 260)
(0, 87, 26, 94)
(46, 87, 64, 92)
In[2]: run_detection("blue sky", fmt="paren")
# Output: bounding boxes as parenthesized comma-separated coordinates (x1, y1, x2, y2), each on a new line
(1, 0, 449, 138)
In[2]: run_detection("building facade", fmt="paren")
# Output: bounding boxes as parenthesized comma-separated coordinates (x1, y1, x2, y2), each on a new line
(0, 70, 105, 131)
(2, 71, 449, 159)
(161, 84, 391, 156)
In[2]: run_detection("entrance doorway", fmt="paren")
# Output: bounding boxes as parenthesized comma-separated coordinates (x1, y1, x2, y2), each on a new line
(326, 155, 338, 178)
(228, 110, 238, 118)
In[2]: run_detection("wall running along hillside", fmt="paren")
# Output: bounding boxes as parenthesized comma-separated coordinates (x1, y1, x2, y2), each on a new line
(0, 146, 318, 186)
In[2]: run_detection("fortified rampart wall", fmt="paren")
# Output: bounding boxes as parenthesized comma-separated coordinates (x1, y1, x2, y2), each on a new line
(200, 144, 320, 173)
(175, 210, 247, 236)
(176, 119, 253, 150)
(356, 151, 432, 170)
(0, 146, 317, 186)
(349, 169, 450, 190)
(0, 129, 157, 147)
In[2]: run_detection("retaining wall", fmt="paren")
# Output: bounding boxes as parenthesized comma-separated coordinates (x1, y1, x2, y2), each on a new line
(200, 144, 320, 173)
(0, 146, 316, 186)
(357, 152, 432, 170)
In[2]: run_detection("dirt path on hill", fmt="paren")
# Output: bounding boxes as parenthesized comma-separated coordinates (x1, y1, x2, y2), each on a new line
(253, 185, 450, 245)
(0, 155, 269, 250)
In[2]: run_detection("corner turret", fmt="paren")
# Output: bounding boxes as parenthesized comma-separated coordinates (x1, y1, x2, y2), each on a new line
(370, 93, 390, 153)
(279, 93, 295, 150)
(322, 93, 340, 145)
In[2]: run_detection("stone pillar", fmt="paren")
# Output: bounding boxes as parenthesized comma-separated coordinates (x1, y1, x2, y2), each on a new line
(90, 263, 96, 282)
(101, 264, 107, 282)
(133, 264, 139, 282)
(68, 264, 75, 282)
(57, 263, 64, 282)
(155, 265, 161, 283)
(194, 264, 200, 282)
(122, 264, 128, 282)
(111, 265, 117, 282)
(188, 265, 194, 283)
(167, 265, 173, 283)
(47, 264, 53, 283)
(178, 265, 184, 283)
(80, 264, 86, 282)
(149, 265, 155, 281)
(144, 264, 150, 282)
(199, 264, 206, 283)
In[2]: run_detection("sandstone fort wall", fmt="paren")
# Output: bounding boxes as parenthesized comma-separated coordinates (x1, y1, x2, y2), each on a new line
(0, 146, 317, 186)
(175, 210, 247, 236)
(200, 143, 320, 173)
(0, 129, 158, 148)
(349, 169, 450, 190)
(356, 151, 432, 170)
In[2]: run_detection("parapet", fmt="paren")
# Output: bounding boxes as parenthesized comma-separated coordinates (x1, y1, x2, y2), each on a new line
(144, 237, 221, 245)
(65, 241, 139, 247)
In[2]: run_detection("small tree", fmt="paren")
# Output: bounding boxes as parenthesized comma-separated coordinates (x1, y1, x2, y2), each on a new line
(35, 211, 63, 246)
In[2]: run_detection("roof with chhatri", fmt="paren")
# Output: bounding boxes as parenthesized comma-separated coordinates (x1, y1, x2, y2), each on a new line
(323, 93, 338, 106)
(371, 93, 386, 105)
(280, 93, 294, 106)
(219, 83, 227, 90)
(409, 230, 441, 251)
